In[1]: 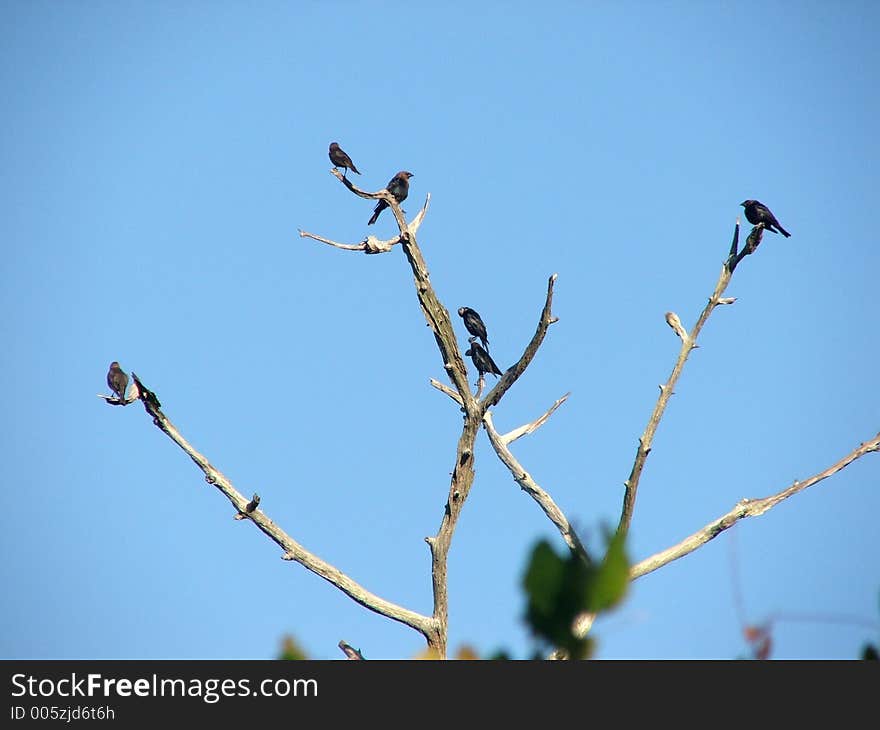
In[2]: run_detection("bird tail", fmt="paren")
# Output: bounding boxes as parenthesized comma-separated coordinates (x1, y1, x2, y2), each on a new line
(489, 355, 502, 377)
(778, 226, 791, 238)
(351, 164, 361, 175)
(368, 201, 384, 225)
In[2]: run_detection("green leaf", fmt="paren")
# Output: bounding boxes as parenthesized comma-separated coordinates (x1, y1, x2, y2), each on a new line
(523, 540, 566, 619)
(587, 528, 630, 613)
(522, 531, 631, 659)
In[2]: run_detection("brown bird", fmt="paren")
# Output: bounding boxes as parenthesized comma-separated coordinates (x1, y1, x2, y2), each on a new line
(107, 361, 129, 401)
(740, 199, 791, 237)
(328, 142, 360, 178)
(465, 338, 502, 380)
(368, 171, 413, 225)
(458, 307, 490, 351)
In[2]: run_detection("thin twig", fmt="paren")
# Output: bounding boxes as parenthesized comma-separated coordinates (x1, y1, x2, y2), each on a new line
(297, 230, 370, 251)
(409, 194, 431, 235)
(329, 168, 394, 202)
(500, 393, 571, 445)
(338, 640, 366, 660)
(430, 378, 463, 406)
(618, 222, 740, 535)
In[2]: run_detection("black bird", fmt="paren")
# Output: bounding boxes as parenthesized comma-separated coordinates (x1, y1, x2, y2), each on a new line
(465, 338, 502, 380)
(328, 142, 360, 179)
(107, 361, 129, 401)
(368, 171, 413, 225)
(458, 307, 490, 351)
(740, 199, 791, 238)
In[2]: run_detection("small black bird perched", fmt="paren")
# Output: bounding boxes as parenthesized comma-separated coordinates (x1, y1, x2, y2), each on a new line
(465, 338, 502, 380)
(740, 199, 791, 238)
(328, 142, 360, 179)
(458, 307, 490, 351)
(368, 171, 413, 225)
(107, 361, 129, 401)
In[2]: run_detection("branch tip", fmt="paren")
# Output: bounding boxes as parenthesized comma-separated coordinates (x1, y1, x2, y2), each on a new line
(339, 640, 366, 660)
(665, 311, 688, 341)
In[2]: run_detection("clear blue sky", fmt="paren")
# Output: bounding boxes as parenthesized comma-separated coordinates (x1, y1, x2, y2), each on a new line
(2, 1, 878, 660)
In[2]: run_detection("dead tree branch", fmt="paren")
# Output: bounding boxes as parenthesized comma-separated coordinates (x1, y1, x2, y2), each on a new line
(630, 429, 880, 579)
(338, 640, 366, 660)
(111, 376, 435, 642)
(298, 191, 430, 255)
(618, 222, 741, 535)
(482, 273, 559, 410)
(430, 378, 464, 406)
(500, 392, 570, 445)
(483, 409, 589, 562)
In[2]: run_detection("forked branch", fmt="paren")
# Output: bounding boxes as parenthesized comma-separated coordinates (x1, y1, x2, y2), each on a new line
(567, 428, 880, 648)
(618, 222, 741, 535)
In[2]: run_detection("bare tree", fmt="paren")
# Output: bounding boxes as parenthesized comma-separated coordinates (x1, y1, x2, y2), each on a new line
(101, 171, 880, 659)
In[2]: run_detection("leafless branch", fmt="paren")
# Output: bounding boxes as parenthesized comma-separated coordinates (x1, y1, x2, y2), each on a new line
(409, 194, 431, 234)
(96, 381, 140, 406)
(500, 393, 571, 445)
(728, 221, 765, 273)
(109, 377, 435, 641)
(338, 640, 366, 660)
(630, 429, 880, 579)
(329, 168, 393, 202)
(298, 230, 402, 255)
(430, 378, 464, 406)
(482, 273, 559, 410)
(483, 411, 589, 562)
(297, 229, 372, 252)
(618, 222, 740, 535)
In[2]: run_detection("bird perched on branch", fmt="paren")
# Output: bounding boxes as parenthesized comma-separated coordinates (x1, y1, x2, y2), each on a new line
(740, 199, 791, 238)
(458, 307, 490, 351)
(465, 338, 502, 381)
(107, 361, 129, 401)
(328, 142, 360, 179)
(368, 171, 413, 225)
